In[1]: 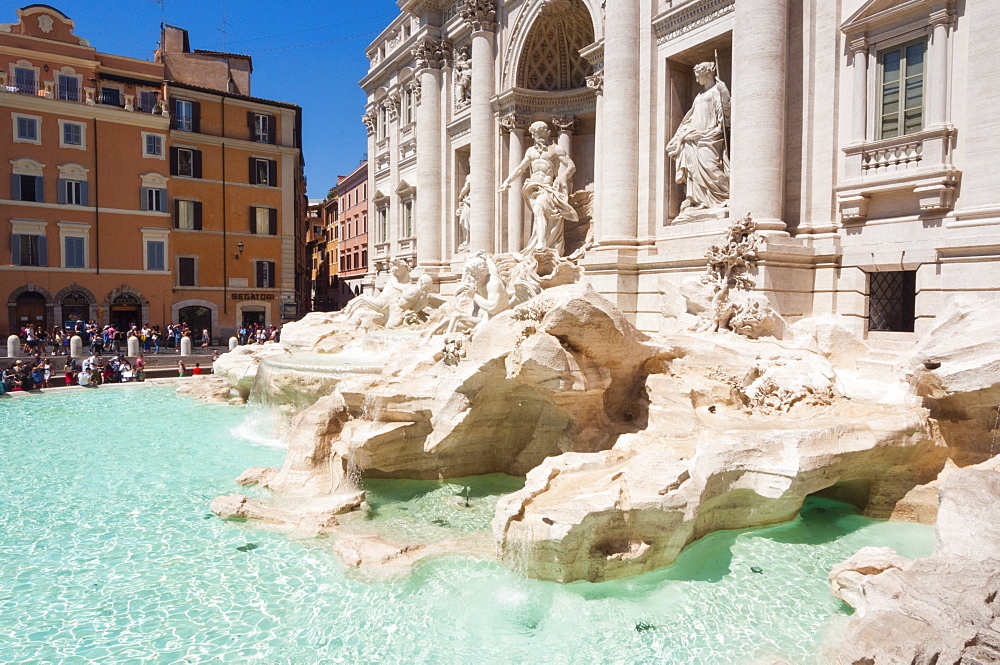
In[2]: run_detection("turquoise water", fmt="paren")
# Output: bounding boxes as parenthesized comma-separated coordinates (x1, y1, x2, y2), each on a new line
(0, 386, 934, 664)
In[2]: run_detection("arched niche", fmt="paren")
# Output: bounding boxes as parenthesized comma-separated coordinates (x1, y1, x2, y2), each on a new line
(509, 0, 596, 92)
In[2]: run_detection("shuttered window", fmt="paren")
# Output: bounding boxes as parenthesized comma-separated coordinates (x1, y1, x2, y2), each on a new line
(178, 257, 197, 286)
(11, 233, 47, 266)
(255, 260, 275, 288)
(12, 174, 44, 202)
(146, 241, 165, 271)
(175, 200, 202, 230)
(64, 236, 86, 269)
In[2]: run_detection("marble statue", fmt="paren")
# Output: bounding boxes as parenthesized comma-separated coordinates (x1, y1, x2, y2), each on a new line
(453, 48, 472, 108)
(666, 62, 731, 215)
(499, 121, 578, 256)
(343, 259, 411, 324)
(432, 251, 510, 334)
(455, 174, 471, 252)
(385, 274, 435, 329)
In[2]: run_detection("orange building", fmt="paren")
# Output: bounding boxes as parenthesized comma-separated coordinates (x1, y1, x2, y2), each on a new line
(336, 161, 368, 296)
(0, 6, 304, 340)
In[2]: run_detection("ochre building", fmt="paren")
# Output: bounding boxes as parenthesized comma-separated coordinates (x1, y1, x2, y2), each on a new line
(1, 5, 305, 340)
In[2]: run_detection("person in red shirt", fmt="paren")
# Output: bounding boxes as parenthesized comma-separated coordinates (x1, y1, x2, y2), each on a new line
(192, 363, 202, 375)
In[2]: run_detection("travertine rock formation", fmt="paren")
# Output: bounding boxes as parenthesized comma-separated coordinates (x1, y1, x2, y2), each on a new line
(831, 469, 1000, 665)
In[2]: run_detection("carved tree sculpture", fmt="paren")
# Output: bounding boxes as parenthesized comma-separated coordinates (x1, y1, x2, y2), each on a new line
(698, 212, 760, 333)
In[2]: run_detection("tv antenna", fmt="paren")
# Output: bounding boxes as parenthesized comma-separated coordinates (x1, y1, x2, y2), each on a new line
(149, 0, 165, 26)
(218, 0, 232, 49)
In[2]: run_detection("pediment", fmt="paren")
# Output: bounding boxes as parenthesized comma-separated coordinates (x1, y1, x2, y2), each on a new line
(371, 189, 390, 205)
(395, 179, 415, 196)
(842, 0, 951, 35)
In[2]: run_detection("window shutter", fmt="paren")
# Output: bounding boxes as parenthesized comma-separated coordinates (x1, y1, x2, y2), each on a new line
(248, 157, 257, 185)
(170, 147, 179, 176)
(80, 182, 90, 207)
(191, 102, 201, 133)
(256, 261, 265, 288)
(249, 206, 256, 234)
(38, 235, 48, 267)
(57, 179, 67, 205)
(267, 117, 276, 144)
(11, 174, 21, 201)
(11, 234, 21, 265)
(193, 150, 203, 179)
(171, 100, 179, 129)
(194, 201, 203, 230)
(140, 187, 149, 211)
(268, 160, 277, 187)
(35, 176, 44, 203)
(268, 208, 277, 236)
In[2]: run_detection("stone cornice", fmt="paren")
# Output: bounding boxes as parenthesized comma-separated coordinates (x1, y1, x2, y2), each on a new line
(458, 0, 497, 33)
(652, 0, 735, 45)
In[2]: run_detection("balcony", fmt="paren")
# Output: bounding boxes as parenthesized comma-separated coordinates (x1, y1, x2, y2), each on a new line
(0, 72, 166, 117)
(837, 125, 961, 222)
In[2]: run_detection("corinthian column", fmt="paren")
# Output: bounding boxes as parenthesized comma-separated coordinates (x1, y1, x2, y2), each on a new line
(599, 0, 639, 245)
(730, 0, 789, 236)
(462, 0, 498, 254)
(412, 37, 450, 268)
(552, 115, 575, 194)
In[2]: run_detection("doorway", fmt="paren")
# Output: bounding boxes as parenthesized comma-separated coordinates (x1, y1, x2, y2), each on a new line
(61, 291, 90, 326)
(14, 291, 48, 333)
(241, 308, 265, 328)
(110, 293, 142, 331)
(179, 305, 212, 343)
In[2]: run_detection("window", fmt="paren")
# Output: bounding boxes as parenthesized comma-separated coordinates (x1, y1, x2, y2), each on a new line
(361, 248, 367, 269)
(249, 112, 274, 143)
(13, 174, 44, 202)
(145, 134, 163, 157)
(175, 200, 202, 230)
(142, 187, 166, 212)
(100, 88, 122, 107)
(170, 147, 201, 177)
(177, 149, 193, 177)
(11, 233, 47, 266)
(139, 91, 158, 113)
(255, 260, 275, 288)
(64, 236, 85, 269)
(879, 41, 925, 139)
(178, 257, 197, 286)
(250, 158, 277, 186)
(401, 88, 413, 125)
(58, 75, 79, 102)
(250, 206, 277, 235)
(401, 200, 413, 238)
(143, 241, 164, 271)
(60, 179, 87, 206)
(62, 122, 82, 147)
(175, 100, 194, 132)
(16, 116, 38, 143)
(378, 207, 388, 243)
(14, 67, 36, 95)
(868, 271, 916, 332)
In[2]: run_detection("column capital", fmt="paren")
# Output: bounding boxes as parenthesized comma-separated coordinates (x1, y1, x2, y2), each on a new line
(849, 36, 869, 55)
(383, 92, 400, 121)
(362, 108, 377, 136)
(459, 0, 497, 33)
(408, 78, 422, 104)
(928, 7, 953, 28)
(551, 115, 576, 134)
(585, 70, 604, 95)
(411, 36, 452, 71)
(499, 112, 531, 133)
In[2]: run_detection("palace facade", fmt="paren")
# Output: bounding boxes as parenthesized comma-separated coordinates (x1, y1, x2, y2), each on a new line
(1, 5, 305, 339)
(361, 0, 999, 339)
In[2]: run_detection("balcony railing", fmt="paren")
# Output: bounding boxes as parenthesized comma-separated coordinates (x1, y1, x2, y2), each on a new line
(12, 80, 37, 95)
(1, 74, 165, 116)
(57, 85, 79, 102)
(99, 88, 123, 107)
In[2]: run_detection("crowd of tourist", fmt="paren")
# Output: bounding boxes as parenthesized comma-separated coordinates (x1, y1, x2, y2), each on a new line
(4, 321, 280, 395)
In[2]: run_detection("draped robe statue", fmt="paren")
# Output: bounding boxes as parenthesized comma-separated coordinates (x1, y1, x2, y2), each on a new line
(499, 121, 578, 256)
(666, 62, 731, 215)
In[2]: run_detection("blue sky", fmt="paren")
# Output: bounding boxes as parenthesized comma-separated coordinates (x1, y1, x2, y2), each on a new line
(24, 0, 402, 199)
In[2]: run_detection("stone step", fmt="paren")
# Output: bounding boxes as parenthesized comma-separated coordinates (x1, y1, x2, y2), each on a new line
(855, 349, 907, 382)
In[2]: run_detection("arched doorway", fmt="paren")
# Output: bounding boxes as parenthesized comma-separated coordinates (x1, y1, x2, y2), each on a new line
(14, 291, 48, 332)
(61, 291, 90, 326)
(110, 293, 141, 331)
(178, 305, 212, 342)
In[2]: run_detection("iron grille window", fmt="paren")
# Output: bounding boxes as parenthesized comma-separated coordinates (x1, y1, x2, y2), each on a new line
(58, 75, 79, 101)
(100, 88, 123, 107)
(14, 67, 36, 94)
(868, 271, 916, 332)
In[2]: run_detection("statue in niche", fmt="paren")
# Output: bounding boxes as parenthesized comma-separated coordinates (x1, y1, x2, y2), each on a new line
(666, 61, 731, 217)
(453, 48, 472, 108)
(455, 174, 471, 252)
(499, 121, 578, 256)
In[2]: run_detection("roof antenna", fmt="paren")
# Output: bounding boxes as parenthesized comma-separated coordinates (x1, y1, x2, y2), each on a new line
(218, 0, 232, 49)
(150, 0, 165, 26)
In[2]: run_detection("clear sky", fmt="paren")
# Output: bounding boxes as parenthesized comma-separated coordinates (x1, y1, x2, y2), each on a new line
(22, 0, 402, 199)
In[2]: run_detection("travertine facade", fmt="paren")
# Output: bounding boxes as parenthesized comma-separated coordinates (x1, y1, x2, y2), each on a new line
(361, 0, 999, 340)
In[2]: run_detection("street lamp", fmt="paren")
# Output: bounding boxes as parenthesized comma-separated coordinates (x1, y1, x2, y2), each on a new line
(235, 241, 245, 259)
